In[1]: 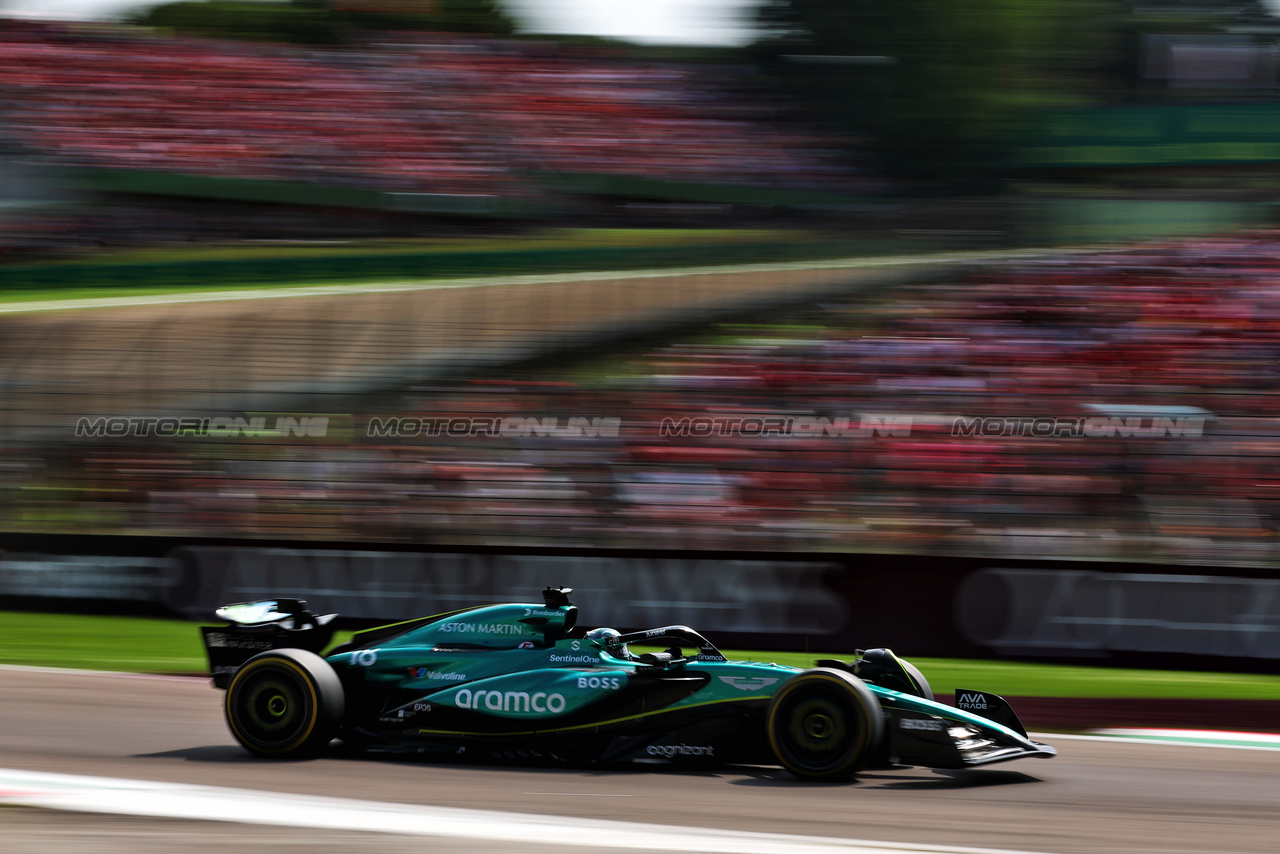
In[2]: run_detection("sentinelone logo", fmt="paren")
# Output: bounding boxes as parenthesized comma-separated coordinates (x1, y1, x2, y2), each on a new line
(951, 416, 1206, 439)
(75, 416, 329, 439)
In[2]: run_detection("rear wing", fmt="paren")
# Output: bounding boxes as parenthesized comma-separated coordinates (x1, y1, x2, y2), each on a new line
(200, 598, 337, 689)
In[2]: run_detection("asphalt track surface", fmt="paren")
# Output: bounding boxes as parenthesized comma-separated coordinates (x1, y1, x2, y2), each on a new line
(1, 666, 1276, 854)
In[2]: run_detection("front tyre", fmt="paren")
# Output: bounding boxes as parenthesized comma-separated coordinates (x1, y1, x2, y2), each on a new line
(225, 649, 343, 759)
(900, 659, 934, 701)
(767, 668, 884, 781)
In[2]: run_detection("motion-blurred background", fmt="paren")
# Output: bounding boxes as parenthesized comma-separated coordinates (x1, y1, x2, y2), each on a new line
(3, 1, 1280, 667)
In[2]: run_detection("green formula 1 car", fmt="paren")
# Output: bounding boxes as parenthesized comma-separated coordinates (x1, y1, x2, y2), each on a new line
(201, 587, 1055, 781)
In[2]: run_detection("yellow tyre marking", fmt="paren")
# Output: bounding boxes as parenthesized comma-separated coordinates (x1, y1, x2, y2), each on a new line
(226, 657, 320, 756)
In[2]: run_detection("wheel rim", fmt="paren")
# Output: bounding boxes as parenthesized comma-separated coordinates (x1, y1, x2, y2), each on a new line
(244, 678, 301, 734)
(782, 695, 853, 765)
(230, 665, 315, 751)
(802, 710, 836, 740)
(769, 676, 874, 778)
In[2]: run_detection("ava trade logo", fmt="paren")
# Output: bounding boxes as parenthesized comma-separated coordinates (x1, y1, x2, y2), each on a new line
(956, 692, 990, 710)
(718, 676, 779, 692)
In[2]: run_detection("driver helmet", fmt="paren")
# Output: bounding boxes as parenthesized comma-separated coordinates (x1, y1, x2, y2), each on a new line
(585, 627, 631, 659)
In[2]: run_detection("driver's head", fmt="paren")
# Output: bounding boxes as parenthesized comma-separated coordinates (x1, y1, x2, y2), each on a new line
(585, 627, 631, 659)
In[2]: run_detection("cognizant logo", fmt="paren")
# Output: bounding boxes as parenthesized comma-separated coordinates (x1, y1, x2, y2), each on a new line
(646, 744, 715, 757)
(454, 689, 566, 713)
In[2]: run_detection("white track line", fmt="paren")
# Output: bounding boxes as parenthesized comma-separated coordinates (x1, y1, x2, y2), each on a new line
(1093, 728, 1280, 744)
(0, 247, 1094, 315)
(0, 768, 1055, 854)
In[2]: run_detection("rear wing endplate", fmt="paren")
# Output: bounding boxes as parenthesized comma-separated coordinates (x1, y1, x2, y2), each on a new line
(201, 598, 337, 689)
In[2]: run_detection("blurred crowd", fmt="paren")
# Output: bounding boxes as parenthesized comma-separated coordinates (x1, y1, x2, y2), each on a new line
(9, 235, 1280, 565)
(0, 21, 858, 196)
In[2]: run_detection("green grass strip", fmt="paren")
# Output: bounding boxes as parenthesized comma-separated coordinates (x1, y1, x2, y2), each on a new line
(2, 611, 1279, 700)
(0, 229, 893, 302)
(0, 612, 211, 675)
(20, 229, 793, 267)
(727, 650, 1280, 700)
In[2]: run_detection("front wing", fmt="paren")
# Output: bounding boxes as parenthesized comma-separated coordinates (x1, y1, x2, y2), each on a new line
(878, 690, 1057, 769)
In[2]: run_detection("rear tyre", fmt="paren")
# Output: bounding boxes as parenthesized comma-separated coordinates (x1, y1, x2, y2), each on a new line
(767, 668, 884, 781)
(225, 649, 343, 759)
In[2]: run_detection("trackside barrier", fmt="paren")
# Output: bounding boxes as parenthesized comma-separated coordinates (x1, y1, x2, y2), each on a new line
(3, 538, 1280, 668)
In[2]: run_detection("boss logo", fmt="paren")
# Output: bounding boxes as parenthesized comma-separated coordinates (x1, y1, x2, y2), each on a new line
(900, 718, 945, 732)
(577, 676, 622, 690)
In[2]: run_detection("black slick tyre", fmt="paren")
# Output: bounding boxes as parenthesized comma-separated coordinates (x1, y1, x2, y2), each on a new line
(900, 659, 934, 701)
(767, 668, 884, 781)
(225, 648, 343, 759)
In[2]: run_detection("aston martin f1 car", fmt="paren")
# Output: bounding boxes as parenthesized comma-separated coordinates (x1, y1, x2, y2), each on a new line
(201, 588, 1055, 781)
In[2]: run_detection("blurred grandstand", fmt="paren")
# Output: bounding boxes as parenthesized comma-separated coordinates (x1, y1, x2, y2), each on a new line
(0, 18, 871, 253)
(5, 10, 1280, 572)
(6, 236, 1280, 567)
